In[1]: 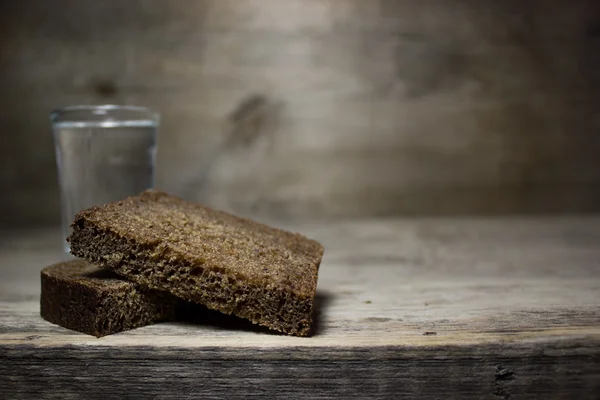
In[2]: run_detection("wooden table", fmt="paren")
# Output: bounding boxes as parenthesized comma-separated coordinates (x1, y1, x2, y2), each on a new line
(1, 218, 599, 399)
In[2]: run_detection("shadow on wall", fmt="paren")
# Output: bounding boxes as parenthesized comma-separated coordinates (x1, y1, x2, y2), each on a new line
(1, 0, 600, 227)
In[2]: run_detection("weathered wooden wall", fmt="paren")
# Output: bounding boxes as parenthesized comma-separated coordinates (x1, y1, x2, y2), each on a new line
(1, 0, 599, 226)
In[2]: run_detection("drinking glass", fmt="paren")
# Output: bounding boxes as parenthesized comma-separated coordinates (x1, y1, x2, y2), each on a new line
(51, 105, 159, 252)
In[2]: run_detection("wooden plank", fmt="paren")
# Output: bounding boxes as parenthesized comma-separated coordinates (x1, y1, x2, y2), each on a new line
(1, 218, 599, 398)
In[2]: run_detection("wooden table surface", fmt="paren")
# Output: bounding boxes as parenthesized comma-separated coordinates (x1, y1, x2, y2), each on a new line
(1, 218, 599, 399)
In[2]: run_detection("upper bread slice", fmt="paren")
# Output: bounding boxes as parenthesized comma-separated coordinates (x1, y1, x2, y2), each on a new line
(68, 190, 324, 336)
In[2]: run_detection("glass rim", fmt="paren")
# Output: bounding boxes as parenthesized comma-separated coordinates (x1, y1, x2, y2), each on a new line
(50, 105, 159, 123)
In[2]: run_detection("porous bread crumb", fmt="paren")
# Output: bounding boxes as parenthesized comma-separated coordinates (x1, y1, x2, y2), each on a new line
(40, 259, 180, 337)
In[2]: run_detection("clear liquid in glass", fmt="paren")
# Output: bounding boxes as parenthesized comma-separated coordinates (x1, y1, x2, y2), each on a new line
(53, 120, 157, 252)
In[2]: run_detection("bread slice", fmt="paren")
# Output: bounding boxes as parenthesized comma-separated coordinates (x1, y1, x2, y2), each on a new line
(68, 190, 324, 336)
(41, 259, 180, 337)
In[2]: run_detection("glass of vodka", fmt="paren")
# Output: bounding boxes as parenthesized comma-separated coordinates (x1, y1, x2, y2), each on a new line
(51, 105, 159, 252)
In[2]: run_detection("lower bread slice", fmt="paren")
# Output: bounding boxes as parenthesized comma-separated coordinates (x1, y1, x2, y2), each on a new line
(41, 259, 180, 337)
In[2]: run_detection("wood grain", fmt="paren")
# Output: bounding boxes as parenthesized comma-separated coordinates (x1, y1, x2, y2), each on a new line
(1, 0, 600, 226)
(1, 218, 599, 398)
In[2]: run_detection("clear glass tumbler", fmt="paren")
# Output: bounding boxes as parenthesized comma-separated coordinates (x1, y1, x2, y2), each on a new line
(51, 105, 159, 252)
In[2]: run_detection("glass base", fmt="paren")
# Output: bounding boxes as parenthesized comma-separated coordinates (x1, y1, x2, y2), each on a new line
(63, 241, 71, 255)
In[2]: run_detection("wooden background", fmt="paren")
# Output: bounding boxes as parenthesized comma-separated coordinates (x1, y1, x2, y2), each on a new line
(1, 0, 600, 226)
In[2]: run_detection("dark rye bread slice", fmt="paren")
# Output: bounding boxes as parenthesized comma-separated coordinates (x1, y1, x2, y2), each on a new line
(41, 259, 180, 337)
(68, 190, 324, 336)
